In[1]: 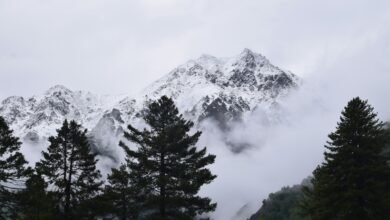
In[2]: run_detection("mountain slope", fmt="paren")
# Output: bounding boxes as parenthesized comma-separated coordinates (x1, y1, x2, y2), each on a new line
(143, 48, 299, 128)
(0, 49, 299, 160)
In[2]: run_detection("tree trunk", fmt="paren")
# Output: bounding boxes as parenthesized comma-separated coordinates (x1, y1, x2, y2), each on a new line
(65, 145, 75, 220)
(160, 152, 166, 219)
(64, 143, 70, 219)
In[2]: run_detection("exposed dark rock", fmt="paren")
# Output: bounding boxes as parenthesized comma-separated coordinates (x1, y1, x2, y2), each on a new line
(198, 95, 250, 130)
(229, 68, 257, 89)
(104, 108, 124, 123)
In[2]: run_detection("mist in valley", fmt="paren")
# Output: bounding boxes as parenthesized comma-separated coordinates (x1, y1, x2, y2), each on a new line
(1, 1, 390, 219)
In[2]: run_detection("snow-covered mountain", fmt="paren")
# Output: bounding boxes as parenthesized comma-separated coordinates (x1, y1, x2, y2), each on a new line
(0, 49, 299, 159)
(143, 48, 299, 128)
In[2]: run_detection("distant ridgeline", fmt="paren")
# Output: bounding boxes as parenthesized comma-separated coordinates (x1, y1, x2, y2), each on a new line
(249, 178, 312, 220)
(0, 96, 217, 219)
(0, 49, 299, 156)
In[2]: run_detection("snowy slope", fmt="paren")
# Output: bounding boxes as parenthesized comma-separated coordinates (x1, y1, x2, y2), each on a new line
(0, 85, 124, 141)
(141, 48, 299, 128)
(0, 49, 299, 158)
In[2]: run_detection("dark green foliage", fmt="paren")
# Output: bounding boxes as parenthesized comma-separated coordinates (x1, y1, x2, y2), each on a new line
(383, 122, 390, 156)
(18, 172, 57, 220)
(104, 164, 141, 220)
(0, 116, 30, 219)
(303, 97, 390, 220)
(249, 183, 311, 220)
(120, 96, 217, 219)
(36, 120, 103, 220)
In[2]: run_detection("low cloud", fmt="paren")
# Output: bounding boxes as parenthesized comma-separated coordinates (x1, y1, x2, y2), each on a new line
(197, 29, 390, 219)
(6, 1, 389, 219)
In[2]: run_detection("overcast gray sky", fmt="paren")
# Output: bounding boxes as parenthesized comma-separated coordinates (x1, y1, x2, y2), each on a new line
(2, 1, 390, 218)
(1, 0, 389, 99)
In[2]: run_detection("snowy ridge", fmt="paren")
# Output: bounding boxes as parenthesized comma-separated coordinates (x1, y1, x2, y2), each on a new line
(142, 48, 299, 127)
(0, 49, 299, 157)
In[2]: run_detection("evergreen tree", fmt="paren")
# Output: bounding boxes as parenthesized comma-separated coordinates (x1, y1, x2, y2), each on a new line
(250, 185, 311, 220)
(0, 116, 30, 219)
(384, 122, 390, 156)
(36, 120, 103, 220)
(303, 97, 390, 220)
(18, 171, 57, 220)
(120, 96, 217, 219)
(104, 164, 141, 220)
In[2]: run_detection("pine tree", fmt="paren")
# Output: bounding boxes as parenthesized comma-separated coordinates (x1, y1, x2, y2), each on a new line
(18, 171, 57, 220)
(36, 120, 103, 220)
(303, 97, 390, 220)
(120, 96, 217, 219)
(104, 164, 141, 220)
(0, 116, 30, 219)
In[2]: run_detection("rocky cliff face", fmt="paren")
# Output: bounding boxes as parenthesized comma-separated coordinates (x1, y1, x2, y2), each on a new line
(0, 49, 299, 159)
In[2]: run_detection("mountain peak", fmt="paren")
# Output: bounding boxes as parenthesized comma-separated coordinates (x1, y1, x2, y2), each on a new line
(45, 85, 72, 96)
(236, 48, 269, 66)
(194, 54, 221, 70)
(241, 48, 255, 55)
(239, 48, 259, 59)
(0, 49, 300, 157)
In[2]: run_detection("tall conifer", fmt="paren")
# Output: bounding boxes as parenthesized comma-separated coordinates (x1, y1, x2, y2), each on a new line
(303, 97, 390, 219)
(120, 96, 217, 219)
(0, 116, 29, 219)
(37, 120, 103, 219)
